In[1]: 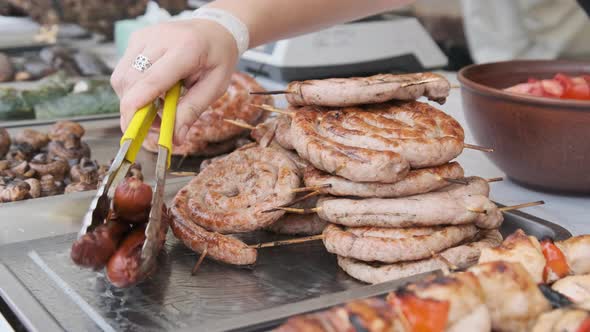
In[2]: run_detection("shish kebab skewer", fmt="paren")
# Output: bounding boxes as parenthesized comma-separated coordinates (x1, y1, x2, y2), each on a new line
(250, 201, 544, 249)
(250, 104, 494, 153)
(249, 72, 451, 106)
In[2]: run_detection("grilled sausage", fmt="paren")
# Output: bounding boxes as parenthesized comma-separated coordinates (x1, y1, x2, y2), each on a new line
(143, 72, 272, 156)
(324, 223, 479, 263)
(317, 192, 502, 229)
(71, 220, 130, 270)
(285, 72, 451, 107)
(251, 115, 294, 150)
(171, 145, 300, 234)
(105, 208, 169, 288)
(169, 206, 257, 265)
(265, 214, 327, 236)
(337, 229, 502, 284)
(304, 162, 464, 198)
(290, 101, 464, 183)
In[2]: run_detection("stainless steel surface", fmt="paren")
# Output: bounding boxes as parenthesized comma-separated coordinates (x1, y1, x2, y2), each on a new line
(0, 204, 571, 331)
(0, 264, 62, 332)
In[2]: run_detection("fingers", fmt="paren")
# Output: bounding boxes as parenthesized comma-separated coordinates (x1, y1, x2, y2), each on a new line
(174, 67, 232, 144)
(119, 52, 191, 132)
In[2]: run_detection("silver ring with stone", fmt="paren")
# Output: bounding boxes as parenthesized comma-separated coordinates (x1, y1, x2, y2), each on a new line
(132, 54, 152, 72)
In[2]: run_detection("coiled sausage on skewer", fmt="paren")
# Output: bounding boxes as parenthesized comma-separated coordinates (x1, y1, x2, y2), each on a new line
(290, 101, 465, 183)
(170, 145, 301, 265)
(282, 72, 451, 107)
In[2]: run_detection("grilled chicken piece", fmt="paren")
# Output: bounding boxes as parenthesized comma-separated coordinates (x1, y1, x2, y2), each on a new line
(478, 229, 546, 284)
(531, 309, 590, 332)
(468, 261, 551, 332)
(395, 272, 491, 332)
(552, 274, 590, 306)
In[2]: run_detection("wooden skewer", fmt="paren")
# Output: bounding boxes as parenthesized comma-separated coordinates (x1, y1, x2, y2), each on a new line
(263, 191, 322, 213)
(271, 206, 321, 214)
(400, 77, 441, 87)
(251, 104, 294, 117)
(464, 143, 494, 153)
(191, 245, 208, 275)
(436, 176, 469, 185)
(223, 118, 256, 130)
(250, 90, 292, 95)
(291, 184, 332, 193)
(499, 200, 544, 212)
(486, 177, 504, 183)
(171, 171, 198, 176)
(468, 200, 545, 214)
(176, 153, 189, 169)
(451, 84, 461, 89)
(250, 234, 324, 249)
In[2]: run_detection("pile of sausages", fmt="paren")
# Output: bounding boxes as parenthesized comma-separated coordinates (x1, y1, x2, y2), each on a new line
(242, 72, 503, 282)
(166, 72, 507, 271)
(0, 121, 109, 203)
(277, 230, 590, 332)
(70, 173, 166, 288)
(143, 71, 273, 157)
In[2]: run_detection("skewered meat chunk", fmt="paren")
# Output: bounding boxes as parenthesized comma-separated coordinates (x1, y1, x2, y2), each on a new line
(556, 235, 590, 276)
(284, 72, 451, 107)
(551, 274, 590, 305)
(478, 229, 546, 284)
(13, 129, 49, 150)
(143, 72, 272, 156)
(323, 223, 478, 263)
(468, 261, 551, 332)
(303, 162, 464, 198)
(337, 230, 502, 284)
(391, 272, 492, 332)
(290, 101, 464, 183)
(531, 309, 590, 332)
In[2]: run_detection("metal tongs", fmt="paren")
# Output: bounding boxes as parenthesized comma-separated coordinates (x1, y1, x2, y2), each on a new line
(79, 82, 181, 276)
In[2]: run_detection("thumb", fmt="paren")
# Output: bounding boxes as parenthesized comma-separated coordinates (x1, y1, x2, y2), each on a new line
(174, 67, 232, 145)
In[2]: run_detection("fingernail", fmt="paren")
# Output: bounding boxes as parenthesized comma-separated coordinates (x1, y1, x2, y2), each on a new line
(176, 125, 189, 145)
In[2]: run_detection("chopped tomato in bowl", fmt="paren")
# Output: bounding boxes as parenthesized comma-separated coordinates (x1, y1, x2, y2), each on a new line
(504, 73, 590, 100)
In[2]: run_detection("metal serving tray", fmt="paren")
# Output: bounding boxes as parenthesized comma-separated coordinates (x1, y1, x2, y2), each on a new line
(0, 196, 571, 332)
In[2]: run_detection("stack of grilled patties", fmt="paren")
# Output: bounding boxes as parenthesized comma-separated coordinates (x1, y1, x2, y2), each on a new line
(143, 71, 272, 157)
(250, 72, 504, 283)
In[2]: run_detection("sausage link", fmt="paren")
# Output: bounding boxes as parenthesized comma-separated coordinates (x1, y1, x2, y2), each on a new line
(71, 220, 130, 270)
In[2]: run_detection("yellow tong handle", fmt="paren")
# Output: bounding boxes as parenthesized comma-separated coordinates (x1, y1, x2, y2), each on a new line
(120, 82, 182, 168)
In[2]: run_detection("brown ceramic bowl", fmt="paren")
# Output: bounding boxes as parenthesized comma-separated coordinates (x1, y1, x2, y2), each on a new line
(458, 60, 590, 194)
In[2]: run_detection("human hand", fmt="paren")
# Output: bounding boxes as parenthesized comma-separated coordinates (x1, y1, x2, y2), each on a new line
(111, 19, 239, 144)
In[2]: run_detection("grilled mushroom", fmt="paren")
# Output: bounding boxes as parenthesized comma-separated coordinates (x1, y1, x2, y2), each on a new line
(40, 174, 64, 197)
(29, 153, 69, 181)
(0, 128, 10, 158)
(5, 143, 35, 162)
(24, 178, 41, 198)
(48, 121, 85, 142)
(70, 158, 99, 183)
(14, 129, 49, 151)
(0, 180, 31, 202)
(65, 166, 98, 193)
(48, 134, 90, 165)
